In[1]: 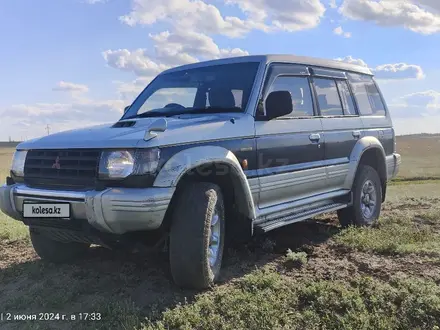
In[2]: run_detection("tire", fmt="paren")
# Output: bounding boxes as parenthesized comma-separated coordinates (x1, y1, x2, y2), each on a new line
(169, 182, 225, 289)
(337, 165, 382, 227)
(30, 228, 90, 263)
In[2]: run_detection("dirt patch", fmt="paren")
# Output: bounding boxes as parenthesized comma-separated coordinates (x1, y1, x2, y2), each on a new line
(0, 240, 36, 270)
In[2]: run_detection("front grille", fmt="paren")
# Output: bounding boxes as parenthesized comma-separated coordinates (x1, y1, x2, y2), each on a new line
(24, 149, 100, 189)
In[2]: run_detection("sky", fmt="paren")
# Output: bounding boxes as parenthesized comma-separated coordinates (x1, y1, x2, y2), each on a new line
(1, 0, 440, 140)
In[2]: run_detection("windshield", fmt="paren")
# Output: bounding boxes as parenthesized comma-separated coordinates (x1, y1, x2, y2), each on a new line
(123, 62, 260, 119)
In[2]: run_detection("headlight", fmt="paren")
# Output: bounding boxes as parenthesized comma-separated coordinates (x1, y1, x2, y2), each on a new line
(99, 149, 160, 180)
(11, 150, 28, 177)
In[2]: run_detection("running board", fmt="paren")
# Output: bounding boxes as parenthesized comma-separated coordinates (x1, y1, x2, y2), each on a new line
(255, 202, 348, 233)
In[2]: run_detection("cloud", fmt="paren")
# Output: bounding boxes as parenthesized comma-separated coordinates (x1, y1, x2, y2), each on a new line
(400, 90, 440, 109)
(334, 55, 369, 68)
(150, 30, 249, 64)
(0, 97, 126, 139)
(84, 0, 106, 3)
(387, 90, 440, 120)
(329, 0, 337, 9)
(339, 0, 440, 35)
(120, 0, 326, 37)
(226, 0, 326, 32)
(374, 63, 425, 80)
(52, 81, 89, 93)
(335, 56, 425, 80)
(103, 49, 168, 77)
(103, 30, 249, 77)
(418, 0, 440, 14)
(114, 77, 153, 100)
(333, 26, 352, 38)
(120, 0, 250, 38)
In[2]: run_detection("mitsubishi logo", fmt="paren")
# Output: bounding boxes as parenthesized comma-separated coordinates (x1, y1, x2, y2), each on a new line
(52, 156, 61, 169)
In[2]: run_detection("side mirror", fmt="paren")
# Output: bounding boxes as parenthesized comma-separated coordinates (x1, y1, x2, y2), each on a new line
(265, 91, 293, 120)
(123, 106, 130, 114)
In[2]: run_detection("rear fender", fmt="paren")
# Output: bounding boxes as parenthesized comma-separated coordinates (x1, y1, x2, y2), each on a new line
(344, 136, 386, 190)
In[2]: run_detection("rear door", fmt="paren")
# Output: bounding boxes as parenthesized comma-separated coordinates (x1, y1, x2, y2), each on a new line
(310, 68, 363, 191)
(254, 64, 326, 209)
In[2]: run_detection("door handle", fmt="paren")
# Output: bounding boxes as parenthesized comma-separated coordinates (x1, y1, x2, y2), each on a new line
(352, 130, 361, 138)
(309, 133, 321, 142)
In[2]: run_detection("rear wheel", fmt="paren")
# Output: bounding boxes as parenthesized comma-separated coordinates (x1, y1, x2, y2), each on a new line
(338, 165, 382, 227)
(30, 228, 90, 263)
(169, 182, 225, 289)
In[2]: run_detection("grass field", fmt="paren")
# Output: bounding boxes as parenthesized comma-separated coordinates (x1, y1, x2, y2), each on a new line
(396, 134, 440, 179)
(1, 136, 440, 329)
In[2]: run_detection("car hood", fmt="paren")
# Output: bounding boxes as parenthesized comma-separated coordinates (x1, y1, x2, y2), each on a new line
(18, 113, 255, 150)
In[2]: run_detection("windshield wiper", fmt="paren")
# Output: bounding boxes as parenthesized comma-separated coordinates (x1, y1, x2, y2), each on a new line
(182, 106, 243, 115)
(134, 109, 176, 118)
(131, 106, 243, 119)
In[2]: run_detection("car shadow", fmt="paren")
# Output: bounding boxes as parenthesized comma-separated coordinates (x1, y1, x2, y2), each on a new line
(0, 215, 341, 326)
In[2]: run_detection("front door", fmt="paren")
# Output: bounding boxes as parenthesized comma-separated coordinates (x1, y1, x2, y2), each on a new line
(254, 65, 326, 209)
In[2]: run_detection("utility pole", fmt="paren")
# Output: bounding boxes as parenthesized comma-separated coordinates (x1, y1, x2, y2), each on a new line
(46, 124, 51, 136)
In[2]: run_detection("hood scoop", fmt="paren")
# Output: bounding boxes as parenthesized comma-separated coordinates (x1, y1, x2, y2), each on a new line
(112, 121, 136, 128)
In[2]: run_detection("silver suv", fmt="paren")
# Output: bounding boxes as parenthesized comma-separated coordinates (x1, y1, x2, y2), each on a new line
(0, 55, 401, 289)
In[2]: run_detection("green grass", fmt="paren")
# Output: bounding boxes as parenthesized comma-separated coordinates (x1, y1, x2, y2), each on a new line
(284, 249, 308, 269)
(396, 134, 440, 180)
(144, 269, 440, 330)
(335, 209, 440, 256)
(0, 148, 29, 242)
(390, 177, 440, 186)
(0, 212, 29, 242)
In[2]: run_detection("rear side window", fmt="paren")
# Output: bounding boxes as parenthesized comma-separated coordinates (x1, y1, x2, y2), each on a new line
(313, 78, 343, 116)
(336, 80, 356, 115)
(267, 76, 314, 117)
(348, 73, 386, 116)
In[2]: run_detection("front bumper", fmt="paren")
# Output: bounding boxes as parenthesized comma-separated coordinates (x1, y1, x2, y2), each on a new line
(386, 153, 402, 180)
(0, 184, 175, 235)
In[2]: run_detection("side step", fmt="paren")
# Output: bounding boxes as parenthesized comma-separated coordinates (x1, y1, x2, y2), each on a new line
(255, 202, 348, 233)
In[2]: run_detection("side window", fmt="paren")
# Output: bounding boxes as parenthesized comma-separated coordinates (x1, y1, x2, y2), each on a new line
(348, 73, 386, 116)
(336, 80, 357, 115)
(313, 78, 343, 116)
(266, 76, 314, 117)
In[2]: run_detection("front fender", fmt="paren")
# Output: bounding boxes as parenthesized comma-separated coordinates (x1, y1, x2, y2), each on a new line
(154, 146, 256, 219)
(343, 136, 386, 189)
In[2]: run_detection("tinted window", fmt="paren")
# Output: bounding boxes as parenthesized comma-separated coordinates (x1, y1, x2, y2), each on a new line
(267, 76, 314, 117)
(348, 73, 386, 116)
(336, 80, 356, 115)
(313, 78, 343, 116)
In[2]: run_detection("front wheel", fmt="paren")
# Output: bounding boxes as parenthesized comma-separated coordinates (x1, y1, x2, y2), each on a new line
(338, 165, 382, 227)
(169, 182, 225, 289)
